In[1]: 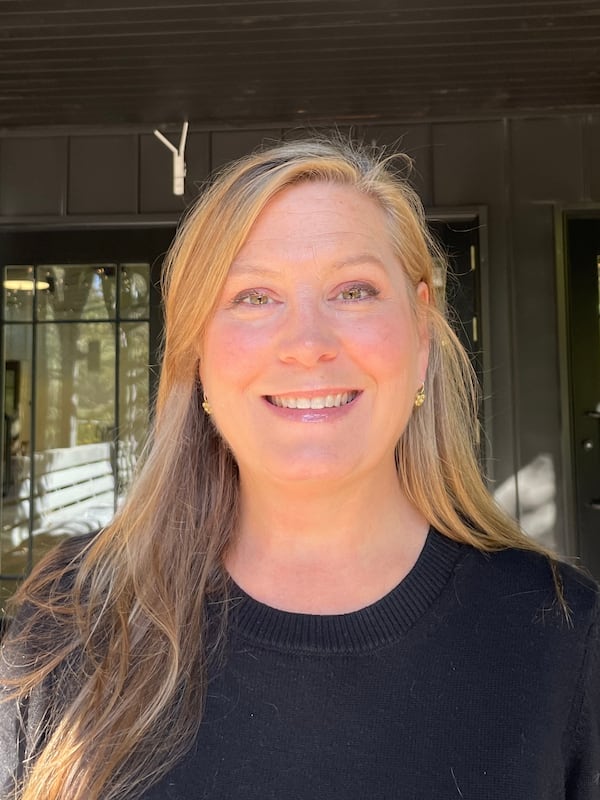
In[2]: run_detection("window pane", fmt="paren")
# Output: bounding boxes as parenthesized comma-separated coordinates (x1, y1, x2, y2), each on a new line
(3, 266, 35, 321)
(37, 264, 117, 321)
(1, 259, 153, 609)
(118, 322, 149, 496)
(32, 322, 116, 544)
(121, 263, 150, 320)
(1, 325, 33, 595)
(37, 322, 116, 449)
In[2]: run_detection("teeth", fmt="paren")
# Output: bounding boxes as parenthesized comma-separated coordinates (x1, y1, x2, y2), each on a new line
(269, 391, 358, 409)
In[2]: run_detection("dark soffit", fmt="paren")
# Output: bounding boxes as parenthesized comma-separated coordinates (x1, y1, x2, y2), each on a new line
(0, 0, 599, 130)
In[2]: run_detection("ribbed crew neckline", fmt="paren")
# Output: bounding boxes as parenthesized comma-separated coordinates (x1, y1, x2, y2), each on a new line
(227, 529, 465, 654)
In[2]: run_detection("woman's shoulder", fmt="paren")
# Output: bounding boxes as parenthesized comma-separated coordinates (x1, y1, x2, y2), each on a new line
(450, 533, 599, 632)
(1, 531, 108, 712)
(0, 535, 96, 795)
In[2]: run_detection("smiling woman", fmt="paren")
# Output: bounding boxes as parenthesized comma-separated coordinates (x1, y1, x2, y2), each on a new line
(200, 182, 429, 516)
(0, 136, 598, 800)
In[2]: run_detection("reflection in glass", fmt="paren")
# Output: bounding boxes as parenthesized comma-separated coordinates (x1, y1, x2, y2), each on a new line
(1, 262, 151, 605)
(37, 264, 117, 321)
(1, 326, 33, 599)
(2, 327, 32, 496)
(118, 323, 149, 495)
(121, 263, 150, 320)
(36, 323, 116, 451)
(3, 266, 35, 321)
(30, 322, 117, 554)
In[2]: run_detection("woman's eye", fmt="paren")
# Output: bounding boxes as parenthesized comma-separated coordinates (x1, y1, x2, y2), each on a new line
(233, 290, 270, 306)
(338, 284, 379, 301)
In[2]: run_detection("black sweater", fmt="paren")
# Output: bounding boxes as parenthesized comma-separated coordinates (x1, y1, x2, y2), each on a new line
(2, 530, 599, 799)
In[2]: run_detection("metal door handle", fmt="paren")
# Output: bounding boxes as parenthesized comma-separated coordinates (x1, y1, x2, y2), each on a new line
(586, 411, 600, 419)
(588, 500, 600, 511)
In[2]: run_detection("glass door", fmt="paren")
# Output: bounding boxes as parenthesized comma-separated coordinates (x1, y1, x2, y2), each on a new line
(0, 228, 173, 607)
(566, 217, 600, 578)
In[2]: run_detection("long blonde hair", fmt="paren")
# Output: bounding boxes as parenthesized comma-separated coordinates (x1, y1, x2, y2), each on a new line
(3, 136, 553, 800)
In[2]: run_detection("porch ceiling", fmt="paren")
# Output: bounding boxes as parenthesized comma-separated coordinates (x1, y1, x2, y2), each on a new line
(0, 0, 599, 130)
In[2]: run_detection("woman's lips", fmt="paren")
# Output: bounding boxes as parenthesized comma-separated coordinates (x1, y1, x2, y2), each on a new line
(266, 391, 360, 409)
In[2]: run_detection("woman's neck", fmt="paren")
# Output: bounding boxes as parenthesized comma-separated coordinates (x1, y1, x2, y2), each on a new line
(225, 468, 430, 614)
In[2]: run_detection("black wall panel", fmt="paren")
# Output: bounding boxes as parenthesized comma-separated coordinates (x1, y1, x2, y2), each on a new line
(210, 129, 282, 173)
(0, 137, 67, 216)
(1, 113, 599, 556)
(508, 117, 586, 543)
(511, 117, 583, 202)
(588, 114, 600, 202)
(68, 135, 138, 214)
(140, 131, 210, 213)
(185, 132, 212, 197)
(431, 121, 505, 208)
(430, 121, 516, 485)
(511, 205, 561, 454)
(510, 205, 562, 529)
(360, 124, 433, 207)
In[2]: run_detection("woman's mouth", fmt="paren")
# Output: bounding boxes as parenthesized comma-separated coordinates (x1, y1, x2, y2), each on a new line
(266, 391, 359, 409)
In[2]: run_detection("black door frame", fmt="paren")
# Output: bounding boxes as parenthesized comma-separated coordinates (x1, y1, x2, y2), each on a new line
(0, 216, 178, 592)
(0, 206, 492, 585)
(0, 206, 492, 456)
(0, 215, 179, 397)
(427, 205, 493, 478)
(554, 204, 600, 561)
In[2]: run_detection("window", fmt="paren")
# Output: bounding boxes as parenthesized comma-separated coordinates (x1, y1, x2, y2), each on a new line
(1, 263, 150, 604)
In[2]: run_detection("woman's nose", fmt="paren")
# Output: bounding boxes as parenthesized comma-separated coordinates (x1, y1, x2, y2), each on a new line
(277, 298, 338, 367)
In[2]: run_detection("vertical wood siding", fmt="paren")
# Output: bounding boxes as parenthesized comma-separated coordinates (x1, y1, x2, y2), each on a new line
(1, 114, 599, 548)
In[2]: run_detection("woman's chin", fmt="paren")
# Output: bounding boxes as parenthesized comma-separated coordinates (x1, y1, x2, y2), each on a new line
(240, 448, 391, 491)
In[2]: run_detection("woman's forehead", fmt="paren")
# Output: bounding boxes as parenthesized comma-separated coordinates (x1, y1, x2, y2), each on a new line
(232, 181, 394, 263)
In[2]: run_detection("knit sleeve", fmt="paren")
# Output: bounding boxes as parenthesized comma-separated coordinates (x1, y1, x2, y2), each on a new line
(0, 674, 21, 797)
(0, 622, 31, 798)
(1, 533, 95, 797)
(566, 595, 600, 799)
(0, 613, 57, 798)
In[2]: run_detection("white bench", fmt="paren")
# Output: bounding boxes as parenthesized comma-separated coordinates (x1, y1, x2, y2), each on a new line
(1, 442, 116, 576)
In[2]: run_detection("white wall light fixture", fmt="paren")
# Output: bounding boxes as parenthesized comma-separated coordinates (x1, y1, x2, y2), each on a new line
(153, 121, 189, 196)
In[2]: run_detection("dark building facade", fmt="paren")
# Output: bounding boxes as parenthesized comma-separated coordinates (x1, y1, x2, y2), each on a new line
(0, 115, 598, 603)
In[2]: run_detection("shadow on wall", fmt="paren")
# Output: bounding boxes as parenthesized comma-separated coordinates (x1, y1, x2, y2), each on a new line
(493, 454, 557, 550)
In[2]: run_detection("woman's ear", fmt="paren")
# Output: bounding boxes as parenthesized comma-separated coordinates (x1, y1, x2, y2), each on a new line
(415, 281, 431, 378)
(416, 280, 430, 306)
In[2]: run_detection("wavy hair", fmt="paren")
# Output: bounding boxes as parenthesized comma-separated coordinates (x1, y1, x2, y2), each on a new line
(2, 136, 555, 800)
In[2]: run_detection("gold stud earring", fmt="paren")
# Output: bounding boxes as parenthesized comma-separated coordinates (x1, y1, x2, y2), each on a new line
(414, 384, 425, 408)
(202, 394, 212, 415)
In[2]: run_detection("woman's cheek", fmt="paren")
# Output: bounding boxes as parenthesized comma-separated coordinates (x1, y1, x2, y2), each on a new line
(205, 321, 271, 386)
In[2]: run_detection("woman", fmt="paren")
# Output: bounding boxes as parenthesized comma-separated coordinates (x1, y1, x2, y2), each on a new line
(1, 136, 598, 799)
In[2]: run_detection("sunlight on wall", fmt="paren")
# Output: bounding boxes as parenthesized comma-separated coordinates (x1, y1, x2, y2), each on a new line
(494, 454, 557, 550)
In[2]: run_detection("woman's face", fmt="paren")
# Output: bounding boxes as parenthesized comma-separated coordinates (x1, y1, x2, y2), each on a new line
(199, 181, 429, 489)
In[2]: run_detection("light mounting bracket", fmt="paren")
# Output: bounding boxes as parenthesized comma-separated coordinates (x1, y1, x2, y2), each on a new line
(153, 121, 189, 195)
